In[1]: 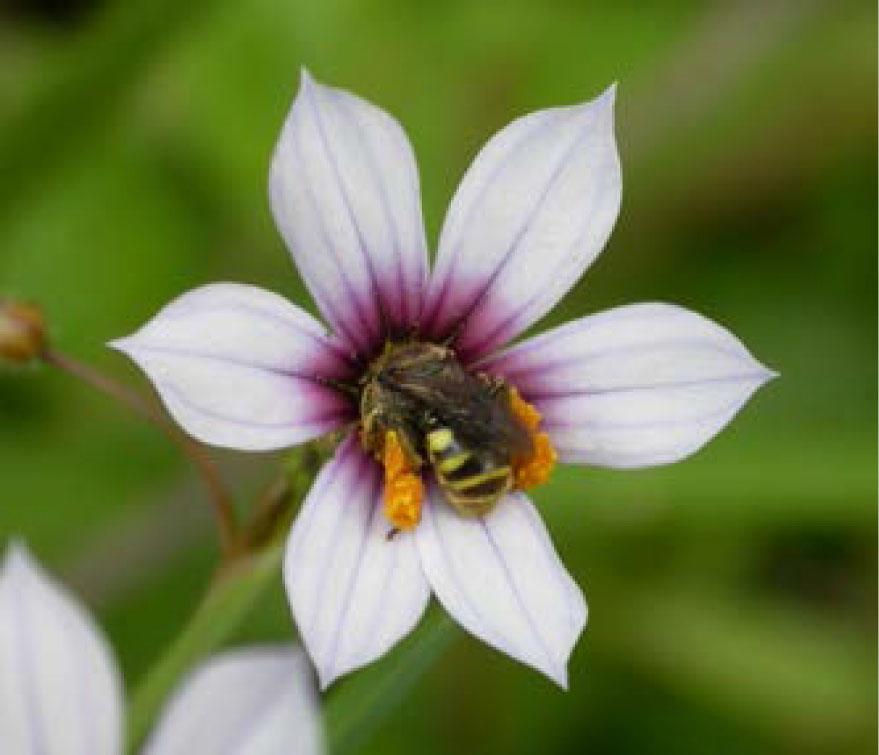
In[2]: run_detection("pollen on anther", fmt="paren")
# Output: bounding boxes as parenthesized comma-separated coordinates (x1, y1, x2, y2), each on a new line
(382, 430, 423, 531)
(514, 431, 557, 490)
(508, 387, 557, 490)
(508, 387, 542, 433)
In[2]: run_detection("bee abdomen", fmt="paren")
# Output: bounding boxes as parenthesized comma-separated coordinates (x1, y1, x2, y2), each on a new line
(427, 428, 475, 479)
(426, 428, 512, 517)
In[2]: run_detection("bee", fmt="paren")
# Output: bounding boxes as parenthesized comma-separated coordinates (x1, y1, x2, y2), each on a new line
(359, 342, 533, 517)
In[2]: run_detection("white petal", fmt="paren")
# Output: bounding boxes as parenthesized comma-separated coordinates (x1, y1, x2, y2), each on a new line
(0, 542, 123, 755)
(423, 84, 621, 361)
(144, 646, 324, 755)
(270, 70, 429, 355)
(284, 435, 430, 689)
(415, 489, 586, 688)
(480, 303, 776, 468)
(110, 283, 355, 451)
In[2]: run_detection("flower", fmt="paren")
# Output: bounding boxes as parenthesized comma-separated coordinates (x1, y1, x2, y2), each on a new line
(111, 71, 774, 689)
(0, 541, 324, 755)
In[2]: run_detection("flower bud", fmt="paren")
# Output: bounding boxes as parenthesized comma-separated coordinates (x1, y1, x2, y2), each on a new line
(0, 300, 46, 363)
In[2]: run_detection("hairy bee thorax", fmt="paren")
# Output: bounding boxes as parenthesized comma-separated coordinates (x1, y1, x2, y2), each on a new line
(357, 340, 556, 533)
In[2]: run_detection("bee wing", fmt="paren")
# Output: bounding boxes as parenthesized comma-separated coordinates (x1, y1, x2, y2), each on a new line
(404, 368, 530, 458)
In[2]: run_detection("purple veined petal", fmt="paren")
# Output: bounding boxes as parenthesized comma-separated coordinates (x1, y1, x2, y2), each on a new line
(143, 645, 324, 755)
(0, 542, 123, 755)
(270, 70, 430, 355)
(415, 488, 587, 688)
(284, 434, 431, 689)
(480, 303, 777, 468)
(422, 84, 621, 362)
(110, 283, 356, 451)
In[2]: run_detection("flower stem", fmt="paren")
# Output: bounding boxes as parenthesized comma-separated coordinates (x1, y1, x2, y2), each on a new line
(124, 441, 332, 752)
(41, 347, 239, 557)
(240, 436, 332, 550)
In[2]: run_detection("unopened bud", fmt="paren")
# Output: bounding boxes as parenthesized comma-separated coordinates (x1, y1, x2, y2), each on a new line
(0, 300, 46, 363)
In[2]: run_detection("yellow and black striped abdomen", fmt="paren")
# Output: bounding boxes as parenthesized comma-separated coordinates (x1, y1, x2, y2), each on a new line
(426, 428, 513, 517)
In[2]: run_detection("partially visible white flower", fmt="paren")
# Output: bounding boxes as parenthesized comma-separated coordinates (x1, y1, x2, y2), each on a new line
(0, 541, 122, 755)
(143, 647, 323, 755)
(112, 71, 775, 690)
(0, 541, 323, 755)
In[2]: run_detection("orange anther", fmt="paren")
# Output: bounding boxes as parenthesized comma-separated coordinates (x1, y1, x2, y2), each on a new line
(382, 431, 423, 531)
(508, 388, 557, 490)
(514, 431, 557, 490)
(508, 386, 542, 433)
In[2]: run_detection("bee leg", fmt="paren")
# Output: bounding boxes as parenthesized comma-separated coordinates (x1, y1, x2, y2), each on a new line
(385, 527, 401, 541)
(360, 406, 389, 459)
(382, 430, 424, 533)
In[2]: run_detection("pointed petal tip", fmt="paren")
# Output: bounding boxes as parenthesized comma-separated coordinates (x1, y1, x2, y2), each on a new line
(592, 82, 618, 125)
(273, 68, 429, 353)
(581, 81, 617, 118)
(761, 364, 780, 383)
(310, 651, 335, 691)
(299, 66, 315, 89)
(284, 436, 431, 692)
(542, 661, 570, 690)
(602, 80, 618, 103)
(745, 358, 778, 391)
(417, 491, 586, 693)
(106, 336, 131, 355)
(316, 666, 337, 692)
(496, 305, 778, 469)
(567, 82, 617, 122)
(103, 286, 354, 451)
(293, 68, 320, 110)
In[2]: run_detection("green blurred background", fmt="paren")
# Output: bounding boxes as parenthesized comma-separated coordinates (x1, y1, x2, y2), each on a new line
(1, 0, 875, 753)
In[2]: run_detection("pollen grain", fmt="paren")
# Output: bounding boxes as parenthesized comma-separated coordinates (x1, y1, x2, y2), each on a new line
(514, 431, 557, 489)
(382, 430, 423, 531)
(508, 387, 542, 433)
(508, 388, 557, 490)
